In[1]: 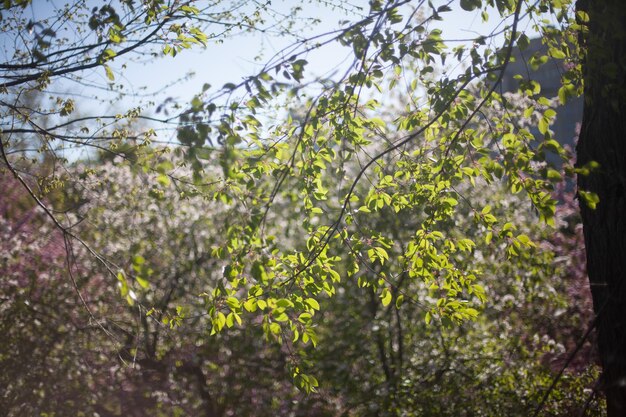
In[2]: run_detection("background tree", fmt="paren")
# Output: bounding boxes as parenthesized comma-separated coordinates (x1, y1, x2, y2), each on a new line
(0, 100, 600, 416)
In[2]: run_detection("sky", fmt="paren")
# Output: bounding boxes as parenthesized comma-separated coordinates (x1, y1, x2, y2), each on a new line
(116, 1, 520, 114)
(1, 0, 544, 147)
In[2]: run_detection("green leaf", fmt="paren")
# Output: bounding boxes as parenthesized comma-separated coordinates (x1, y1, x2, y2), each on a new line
(460, 0, 481, 11)
(558, 83, 576, 105)
(226, 296, 240, 310)
(135, 276, 150, 289)
(156, 173, 171, 186)
(576, 10, 590, 22)
(180, 5, 200, 14)
(243, 299, 257, 312)
(273, 312, 289, 322)
(251, 261, 268, 282)
(538, 117, 549, 135)
(518, 34, 529, 50)
(425, 311, 432, 325)
(549, 47, 566, 59)
(395, 294, 404, 309)
(298, 313, 312, 324)
(276, 298, 294, 308)
(305, 298, 320, 311)
(226, 312, 235, 328)
(102, 48, 116, 61)
(381, 288, 392, 307)
(269, 322, 281, 334)
(104, 65, 114, 81)
(579, 190, 600, 210)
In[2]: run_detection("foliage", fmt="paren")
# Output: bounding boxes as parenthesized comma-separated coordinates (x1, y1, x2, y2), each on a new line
(310, 185, 600, 416)
(0, 162, 325, 416)
(0, 0, 604, 415)
(1, 150, 600, 416)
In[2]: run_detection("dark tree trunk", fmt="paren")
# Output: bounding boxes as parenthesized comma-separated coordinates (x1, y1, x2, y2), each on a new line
(576, 1, 626, 414)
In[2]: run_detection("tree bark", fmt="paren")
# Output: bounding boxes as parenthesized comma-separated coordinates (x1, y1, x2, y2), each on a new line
(576, 1, 626, 414)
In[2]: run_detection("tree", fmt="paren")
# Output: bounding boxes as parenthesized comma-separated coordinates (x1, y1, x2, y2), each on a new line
(0, 0, 613, 414)
(576, 0, 626, 414)
(0, 157, 333, 416)
(0, 98, 599, 416)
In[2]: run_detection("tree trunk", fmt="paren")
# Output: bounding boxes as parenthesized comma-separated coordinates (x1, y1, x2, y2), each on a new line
(576, 1, 626, 414)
